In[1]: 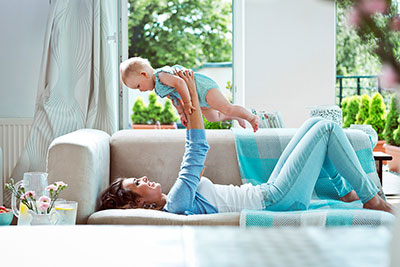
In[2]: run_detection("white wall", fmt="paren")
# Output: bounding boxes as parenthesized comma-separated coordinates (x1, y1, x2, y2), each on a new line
(196, 66, 232, 98)
(0, 0, 50, 118)
(235, 0, 336, 127)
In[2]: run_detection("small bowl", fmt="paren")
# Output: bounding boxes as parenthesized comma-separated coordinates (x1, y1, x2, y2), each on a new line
(0, 209, 14, 226)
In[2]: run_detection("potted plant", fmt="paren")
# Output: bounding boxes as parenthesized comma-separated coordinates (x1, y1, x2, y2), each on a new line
(355, 94, 371, 124)
(131, 96, 149, 125)
(131, 92, 178, 129)
(342, 95, 360, 128)
(383, 94, 400, 172)
(365, 93, 386, 152)
(203, 116, 232, 129)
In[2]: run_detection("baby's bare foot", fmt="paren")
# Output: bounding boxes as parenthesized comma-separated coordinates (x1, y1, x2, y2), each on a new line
(237, 118, 246, 129)
(340, 190, 360, 202)
(248, 115, 259, 132)
(363, 195, 394, 214)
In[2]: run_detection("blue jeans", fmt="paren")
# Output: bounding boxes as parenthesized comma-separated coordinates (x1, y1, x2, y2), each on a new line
(260, 117, 379, 211)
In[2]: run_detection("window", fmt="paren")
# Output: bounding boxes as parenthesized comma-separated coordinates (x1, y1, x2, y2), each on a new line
(119, 0, 232, 129)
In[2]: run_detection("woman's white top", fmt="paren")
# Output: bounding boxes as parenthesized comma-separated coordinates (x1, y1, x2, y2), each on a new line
(197, 177, 266, 213)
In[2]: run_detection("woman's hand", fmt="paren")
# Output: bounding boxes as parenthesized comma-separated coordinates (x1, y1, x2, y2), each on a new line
(174, 69, 196, 92)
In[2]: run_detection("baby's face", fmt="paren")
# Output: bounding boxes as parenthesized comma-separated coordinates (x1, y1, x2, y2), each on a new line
(125, 72, 154, 92)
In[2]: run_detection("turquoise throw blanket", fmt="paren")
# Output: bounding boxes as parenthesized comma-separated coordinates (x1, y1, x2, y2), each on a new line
(240, 207, 395, 227)
(232, 128, 391, 227)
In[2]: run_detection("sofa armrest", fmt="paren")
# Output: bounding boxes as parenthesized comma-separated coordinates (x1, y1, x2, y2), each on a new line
(47, 129, 111, 224)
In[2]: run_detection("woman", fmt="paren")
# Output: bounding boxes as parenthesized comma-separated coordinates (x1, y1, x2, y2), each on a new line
(99, 69, 393, 214)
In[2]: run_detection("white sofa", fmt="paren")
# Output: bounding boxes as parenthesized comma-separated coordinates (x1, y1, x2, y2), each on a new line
(46, 128, 384, 225)
(47, 129, 244, 224)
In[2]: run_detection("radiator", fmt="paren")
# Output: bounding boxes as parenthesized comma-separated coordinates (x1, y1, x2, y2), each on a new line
(0, 118, 33, 184)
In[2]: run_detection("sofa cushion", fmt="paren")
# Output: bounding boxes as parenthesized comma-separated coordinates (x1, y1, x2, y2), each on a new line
(88, 209, 240, 225)
(110, 129, 242, 193)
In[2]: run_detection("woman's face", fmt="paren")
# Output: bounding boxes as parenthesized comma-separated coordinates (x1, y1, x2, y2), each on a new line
(122, 176, 163, 206)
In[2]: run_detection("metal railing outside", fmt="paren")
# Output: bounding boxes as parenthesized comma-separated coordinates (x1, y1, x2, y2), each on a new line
(336, 75, 392, 106)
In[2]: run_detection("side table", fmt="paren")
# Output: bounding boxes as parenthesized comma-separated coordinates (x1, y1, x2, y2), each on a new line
(373, 151, 392, 185)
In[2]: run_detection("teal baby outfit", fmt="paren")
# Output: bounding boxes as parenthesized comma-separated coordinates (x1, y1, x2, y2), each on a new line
(154, 65, 220, 107)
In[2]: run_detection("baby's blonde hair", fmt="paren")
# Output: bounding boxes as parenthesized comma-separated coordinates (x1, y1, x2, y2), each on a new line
(120, 57, 152, 85)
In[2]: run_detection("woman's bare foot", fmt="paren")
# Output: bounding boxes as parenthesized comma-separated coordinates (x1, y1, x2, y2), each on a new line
(248, 115, 259, 132)
(340, 190, 360, 202)
(363, 195, 394, 214)
(237, 118, 246, 129)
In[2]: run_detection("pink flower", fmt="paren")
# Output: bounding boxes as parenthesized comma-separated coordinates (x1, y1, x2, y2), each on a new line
(46, 184, 58, 191)
(381, 64, 400, 89)
(38, 202, 50, 212)
(358, 0, 387, 15)
(20, 194, 26, 200)
(359, 0, 387, 15)
(38, 196, 51, 203)
(25, 191, 35, 199)
(347, 7, 362, 27)
(55, 181, 67, 188)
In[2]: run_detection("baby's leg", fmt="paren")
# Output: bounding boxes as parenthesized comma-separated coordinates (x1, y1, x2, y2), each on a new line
(202, 107, 247, 129)
(205, 88, 259, 132)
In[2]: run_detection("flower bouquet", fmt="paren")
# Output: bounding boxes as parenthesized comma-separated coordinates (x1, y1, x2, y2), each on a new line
(5, 178, 68, 215)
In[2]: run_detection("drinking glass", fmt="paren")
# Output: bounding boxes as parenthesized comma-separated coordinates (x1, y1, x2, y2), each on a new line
(55, 201, 78, 225)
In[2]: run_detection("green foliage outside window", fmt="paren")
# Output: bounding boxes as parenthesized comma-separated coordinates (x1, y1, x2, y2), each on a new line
(127, 0, 232, 69)
(131, 97, 148, 124)
(341, 93, 388, 140)
(203, 116, 232, 130)
(336, 1, 396, 76)
(393, 122, 400, 147)
(131, 92, 178, 125)
(384, 94, 400, 145)
(147, 93, 163, 124)
(355, 94, 371, 125)
(365, 93, 386, 140)
(160, 100, 178, 125)
(343, 95, 361, 128)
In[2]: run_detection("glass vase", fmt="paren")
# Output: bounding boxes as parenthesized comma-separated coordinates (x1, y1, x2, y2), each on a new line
(28, 209, 59, 225)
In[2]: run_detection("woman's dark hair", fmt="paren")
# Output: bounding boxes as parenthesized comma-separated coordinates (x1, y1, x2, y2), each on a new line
(99, 178, 140, 210)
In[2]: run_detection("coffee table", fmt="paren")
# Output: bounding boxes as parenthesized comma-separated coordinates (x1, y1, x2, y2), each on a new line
(0, 225, 391, 266)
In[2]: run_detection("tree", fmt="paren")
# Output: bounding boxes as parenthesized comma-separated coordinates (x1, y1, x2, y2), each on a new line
(343, 95, 361, 127)
(131, 93, 178, 125)
(355, 94, 371, 124)
(336, 0, 400, 88)
(336, 1, 381, 76)
(365, 93, 387, 140)
(128, 0, 232, 69)
(131, 96, 149, 124)
(147, 92, 163, 124)
(159, 99, 178, 125)
(383, 94, 400, 145)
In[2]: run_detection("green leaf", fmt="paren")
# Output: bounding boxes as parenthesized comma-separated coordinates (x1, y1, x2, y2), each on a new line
(128, 0, 232, 68)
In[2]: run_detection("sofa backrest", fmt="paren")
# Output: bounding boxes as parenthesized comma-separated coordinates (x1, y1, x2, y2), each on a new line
(110, 129, 242, 193)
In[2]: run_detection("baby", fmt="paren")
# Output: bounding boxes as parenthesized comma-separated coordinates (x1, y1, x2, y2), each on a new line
(120, 57, 259, 132)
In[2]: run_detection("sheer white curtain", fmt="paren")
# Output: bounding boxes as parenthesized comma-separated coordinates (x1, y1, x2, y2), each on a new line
(5, 0, 118, 204)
